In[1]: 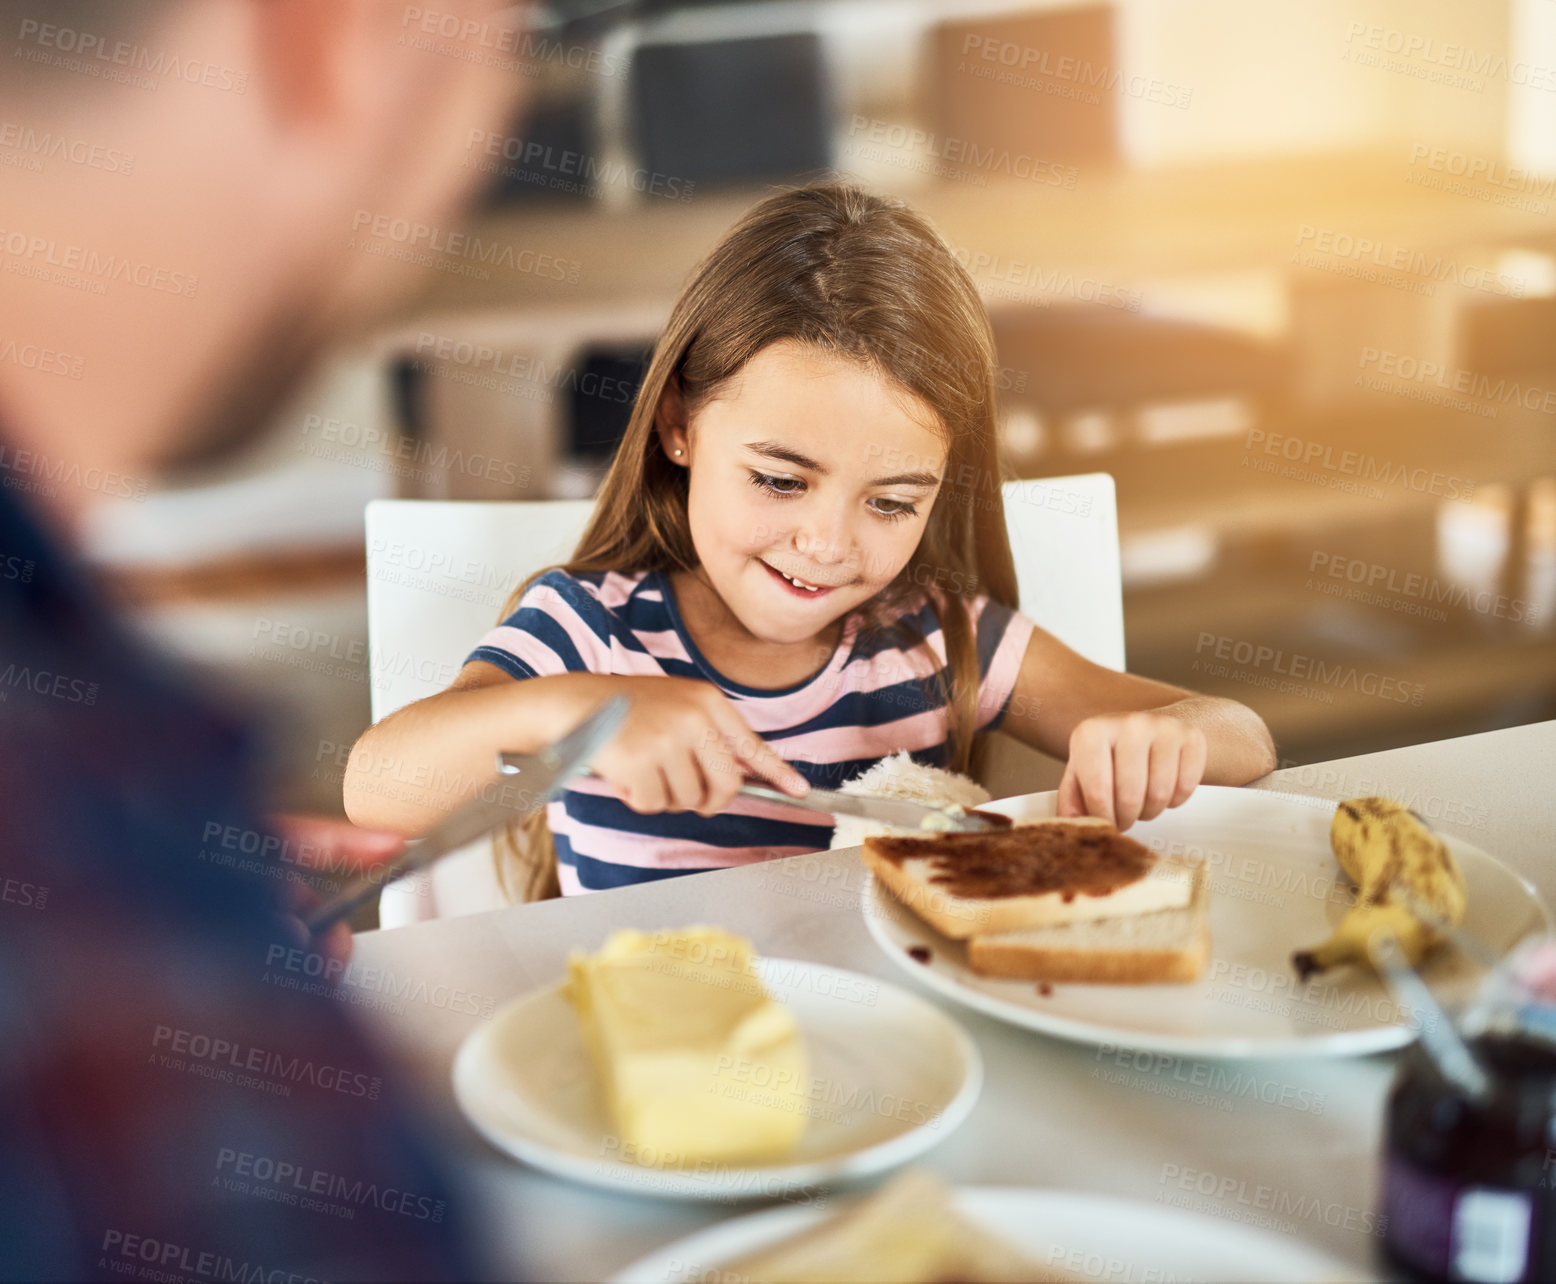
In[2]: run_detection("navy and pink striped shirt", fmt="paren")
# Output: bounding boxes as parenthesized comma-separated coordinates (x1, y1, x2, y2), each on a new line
(467, 569, 1034, 895)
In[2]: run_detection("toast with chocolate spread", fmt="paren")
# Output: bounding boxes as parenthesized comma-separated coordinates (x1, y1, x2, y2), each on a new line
(862, 817, 1197, 939)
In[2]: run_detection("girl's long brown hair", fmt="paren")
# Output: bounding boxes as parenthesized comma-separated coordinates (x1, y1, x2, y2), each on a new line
(495, 179, 1018, 900)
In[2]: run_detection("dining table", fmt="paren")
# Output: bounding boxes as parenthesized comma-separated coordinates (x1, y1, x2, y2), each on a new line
(351, 719, 1556, 1283)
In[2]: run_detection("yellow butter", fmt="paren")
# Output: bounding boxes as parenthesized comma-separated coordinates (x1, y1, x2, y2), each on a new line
(565, 926, 808, 1166)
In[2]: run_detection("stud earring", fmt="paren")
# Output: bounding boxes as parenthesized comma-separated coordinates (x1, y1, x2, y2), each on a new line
(673, 448, 683, 457)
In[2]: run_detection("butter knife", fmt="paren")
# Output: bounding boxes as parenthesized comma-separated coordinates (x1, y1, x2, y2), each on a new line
(492, 756, 1000, 834)
(736, 783, 998, 833)
(303, 695, 629, 935)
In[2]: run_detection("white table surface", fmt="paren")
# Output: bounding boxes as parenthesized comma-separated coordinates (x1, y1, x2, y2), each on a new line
(352, 720, 1556, 1283)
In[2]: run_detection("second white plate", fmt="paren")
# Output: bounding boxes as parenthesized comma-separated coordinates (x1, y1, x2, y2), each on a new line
(611, 1185, 1366, 1283)
(862, 785, 1548, 1059)
(452, 957, 983, 1200)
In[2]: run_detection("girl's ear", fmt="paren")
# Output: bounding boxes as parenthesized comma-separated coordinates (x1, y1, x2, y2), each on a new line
(654, 375, 690, 465)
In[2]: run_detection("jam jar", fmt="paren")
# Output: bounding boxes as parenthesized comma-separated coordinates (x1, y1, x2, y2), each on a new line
(1383, 1033, 1556, 1283)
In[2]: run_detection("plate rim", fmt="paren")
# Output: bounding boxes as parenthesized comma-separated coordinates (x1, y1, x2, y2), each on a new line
(451, 956, 986, 1200)
(861, 784, 1550, 1059)
(606, 1183, 1369, 1284)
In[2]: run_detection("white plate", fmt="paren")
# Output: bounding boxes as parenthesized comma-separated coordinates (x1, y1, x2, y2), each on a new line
(452, 957, 983, 1200)
(610, 1185, 1365, 1283)
(862, 785, 1549, 1059)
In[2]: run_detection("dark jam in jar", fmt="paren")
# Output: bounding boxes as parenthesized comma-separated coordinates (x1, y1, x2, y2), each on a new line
(1383, 1034, 1556, 1283)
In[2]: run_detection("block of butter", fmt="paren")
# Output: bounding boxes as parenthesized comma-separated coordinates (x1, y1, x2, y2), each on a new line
(564, 926, 808, 1167)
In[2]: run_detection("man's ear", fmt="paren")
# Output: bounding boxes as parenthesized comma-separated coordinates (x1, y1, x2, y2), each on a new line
(252, 0, 371, 125)
(654, 374, 690, 464)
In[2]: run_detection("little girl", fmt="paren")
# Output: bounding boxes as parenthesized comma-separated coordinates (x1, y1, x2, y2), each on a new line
(344, 181, 1276, 897)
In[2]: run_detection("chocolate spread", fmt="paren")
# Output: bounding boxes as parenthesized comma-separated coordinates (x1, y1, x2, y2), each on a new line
(869, 822, 1157, 900)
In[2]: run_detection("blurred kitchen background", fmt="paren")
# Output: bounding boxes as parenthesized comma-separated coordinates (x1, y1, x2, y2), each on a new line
(86, 0, 1556, 815)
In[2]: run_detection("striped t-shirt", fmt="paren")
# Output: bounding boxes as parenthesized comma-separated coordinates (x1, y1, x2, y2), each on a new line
(467, 569, 1034, 895)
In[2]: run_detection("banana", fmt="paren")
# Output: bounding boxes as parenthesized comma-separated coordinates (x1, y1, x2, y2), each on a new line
(1290, 797, 1467, 981)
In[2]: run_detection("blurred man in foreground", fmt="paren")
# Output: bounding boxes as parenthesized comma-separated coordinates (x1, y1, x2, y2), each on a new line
(0, 1, 531, 1276)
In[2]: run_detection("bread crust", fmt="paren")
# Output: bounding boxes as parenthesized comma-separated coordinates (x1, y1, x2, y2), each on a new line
(966, 922, 1210, 983)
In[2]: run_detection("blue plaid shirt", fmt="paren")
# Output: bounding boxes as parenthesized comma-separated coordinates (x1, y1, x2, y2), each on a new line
(0, 469, 479, 1281)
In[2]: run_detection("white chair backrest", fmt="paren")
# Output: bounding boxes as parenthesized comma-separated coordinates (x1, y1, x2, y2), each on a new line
(1002, 473, 1125, 671)
(365, 499, 596, 723)
(364, 473, 1123, 723)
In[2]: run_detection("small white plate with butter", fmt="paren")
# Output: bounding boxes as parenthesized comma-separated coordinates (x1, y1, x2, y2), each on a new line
(452, 957, 983, 1200)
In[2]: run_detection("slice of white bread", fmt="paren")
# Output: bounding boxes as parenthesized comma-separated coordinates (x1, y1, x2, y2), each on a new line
(829, 751, 993, 851)
(967, 861, 1210, 983)
(721, 1167, 1068, 1284)
(862, 818, 1195, 940)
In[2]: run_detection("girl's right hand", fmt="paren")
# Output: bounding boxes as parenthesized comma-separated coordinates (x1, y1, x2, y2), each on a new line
(581, 676, 809, 817)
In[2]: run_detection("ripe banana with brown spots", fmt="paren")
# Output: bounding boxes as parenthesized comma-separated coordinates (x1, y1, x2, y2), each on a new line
(1291, 797, 1467, 981)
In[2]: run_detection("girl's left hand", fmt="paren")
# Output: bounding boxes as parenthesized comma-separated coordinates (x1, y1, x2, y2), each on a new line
(1056, 711, 1208, 830)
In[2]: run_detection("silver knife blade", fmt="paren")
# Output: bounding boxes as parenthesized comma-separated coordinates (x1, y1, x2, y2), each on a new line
(738, 783, 998, 833)
(304, 695, 629, 935)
